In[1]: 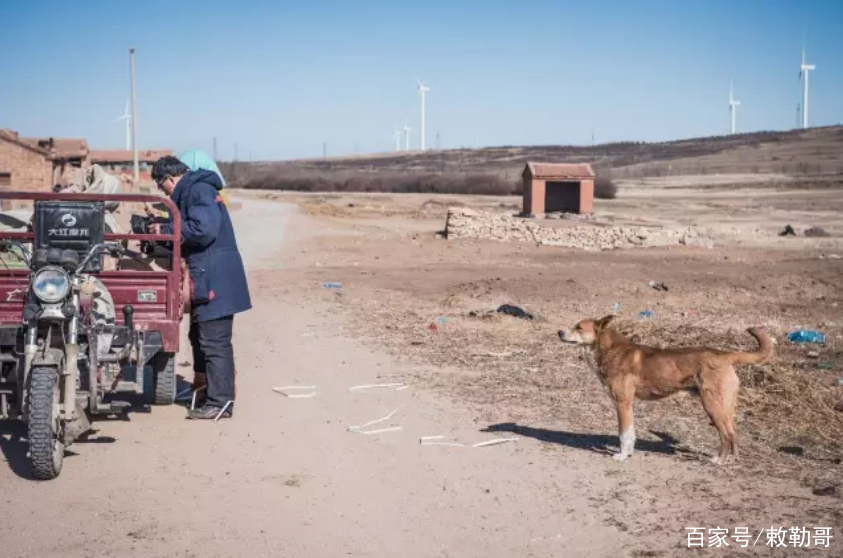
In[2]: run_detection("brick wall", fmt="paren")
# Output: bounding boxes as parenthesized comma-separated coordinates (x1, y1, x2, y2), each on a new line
(0, 138, 53, 209)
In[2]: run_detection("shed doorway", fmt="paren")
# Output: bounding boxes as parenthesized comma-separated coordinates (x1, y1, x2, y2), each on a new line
(545, 181, 580, 213)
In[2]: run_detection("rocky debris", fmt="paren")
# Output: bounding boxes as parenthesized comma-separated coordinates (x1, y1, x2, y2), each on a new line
(444, 208, 712, 251)
(805, 226, 830, 238)
(544, 211, 595, 221)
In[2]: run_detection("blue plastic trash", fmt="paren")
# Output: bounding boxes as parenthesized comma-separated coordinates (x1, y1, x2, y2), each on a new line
(786, 330, 825, 344)
(639, 310, 654, 318)
(322, 282, 343, 289)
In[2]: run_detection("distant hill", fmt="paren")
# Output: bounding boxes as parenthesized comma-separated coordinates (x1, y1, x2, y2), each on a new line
(221, 126, 843, 195)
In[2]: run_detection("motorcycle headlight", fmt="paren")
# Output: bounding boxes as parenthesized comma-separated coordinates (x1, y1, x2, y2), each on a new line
(32, 266, 70, 304)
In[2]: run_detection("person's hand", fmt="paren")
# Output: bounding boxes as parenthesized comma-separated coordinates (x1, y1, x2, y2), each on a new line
(149, 224, 162, 235)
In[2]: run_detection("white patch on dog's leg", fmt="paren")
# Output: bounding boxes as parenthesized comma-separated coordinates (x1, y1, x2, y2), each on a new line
(613, 427, 636, 461)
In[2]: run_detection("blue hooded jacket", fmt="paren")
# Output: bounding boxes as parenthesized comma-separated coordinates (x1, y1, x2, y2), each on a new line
(169, 169, 251, 322)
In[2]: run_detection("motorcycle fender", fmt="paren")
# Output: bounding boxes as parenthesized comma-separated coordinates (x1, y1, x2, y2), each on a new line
(31, 348, 65, 368)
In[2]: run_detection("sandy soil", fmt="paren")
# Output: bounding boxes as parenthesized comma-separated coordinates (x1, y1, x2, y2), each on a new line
(1, 187, 842, 557)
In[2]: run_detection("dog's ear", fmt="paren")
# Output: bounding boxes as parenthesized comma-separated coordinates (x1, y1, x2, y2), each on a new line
(595, 315, 615, 332)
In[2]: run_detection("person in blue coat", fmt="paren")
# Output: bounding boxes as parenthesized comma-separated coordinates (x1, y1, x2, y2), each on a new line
(151, 156, 251, 419)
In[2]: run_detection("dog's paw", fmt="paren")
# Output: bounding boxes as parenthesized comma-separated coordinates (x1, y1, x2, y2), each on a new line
(611, 452, 630, 462)
(710, 455, 724, 466)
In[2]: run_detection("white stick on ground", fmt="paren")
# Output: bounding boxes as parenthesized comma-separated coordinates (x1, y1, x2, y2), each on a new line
(419, 437, 519, 448)
(395, 385, 411, 392)
(214, 400, 233, 422)
(348, 383, 405, 392)
(272, 386, 316, 399)
(190, 386, 207, 411)
(471, 438, 518, 448)
(357, 426, 402, 435)
(348, 407, 401, 431)
(272, 386, 317, 398)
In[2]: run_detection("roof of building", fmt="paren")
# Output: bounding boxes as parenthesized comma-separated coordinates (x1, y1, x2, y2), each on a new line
(524, 162, 595, 179)
(0, 129, 53, 157)
(23, 137, 89, 160)
(90, 149, 174, 164)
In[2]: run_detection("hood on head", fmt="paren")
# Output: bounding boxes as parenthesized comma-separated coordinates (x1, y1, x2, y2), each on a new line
(178, 149, 226, 188)
(172, 169, 225, 204)
(185, 169, 224, 190)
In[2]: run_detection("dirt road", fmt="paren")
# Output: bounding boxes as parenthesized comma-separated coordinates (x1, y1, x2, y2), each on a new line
(1, 196, 839, 557)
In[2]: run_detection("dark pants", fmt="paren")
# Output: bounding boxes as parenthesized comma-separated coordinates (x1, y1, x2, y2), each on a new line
(188, 315, 235, 409)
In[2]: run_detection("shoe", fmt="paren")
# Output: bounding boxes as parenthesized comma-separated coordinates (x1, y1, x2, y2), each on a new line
(187, 404, 232, 420)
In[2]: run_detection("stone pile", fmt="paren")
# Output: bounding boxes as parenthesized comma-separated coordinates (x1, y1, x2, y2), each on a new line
(445, 208, 713, 251)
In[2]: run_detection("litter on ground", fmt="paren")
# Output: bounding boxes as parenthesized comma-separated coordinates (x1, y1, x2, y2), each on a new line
(273, 385, 318, 398)
(497, 304, 535, 320)
(348, 383, 406, 392)
(787, 330, 826, 344)
(419, 436, 519, 448)
(348, 407, 402, 434)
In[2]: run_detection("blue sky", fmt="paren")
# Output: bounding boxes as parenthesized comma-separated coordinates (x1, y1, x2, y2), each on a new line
(0, 0, 840, 160)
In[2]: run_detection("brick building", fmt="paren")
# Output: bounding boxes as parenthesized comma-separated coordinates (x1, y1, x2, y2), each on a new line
(0, 130, 56, 207)
(522, 162, 596, 215)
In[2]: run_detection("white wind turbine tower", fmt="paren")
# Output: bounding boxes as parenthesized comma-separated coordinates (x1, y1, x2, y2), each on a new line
(417, 79, 431, 150)
(799, 48, 816, 129)
(113, 100, 132, 150)
(729, 79, 740, 135)
(403, 120, 412, 151)
(393, 126, 402, 151)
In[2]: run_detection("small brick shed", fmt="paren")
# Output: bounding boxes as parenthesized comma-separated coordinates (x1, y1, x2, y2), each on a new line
(522, 162, 595, 215)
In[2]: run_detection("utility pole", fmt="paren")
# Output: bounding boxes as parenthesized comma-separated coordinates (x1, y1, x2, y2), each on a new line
(234, 142, 239, 162)
(436, 131, 441, 150)
(129, 48, 138, 182)
(213, 137, 218, 161)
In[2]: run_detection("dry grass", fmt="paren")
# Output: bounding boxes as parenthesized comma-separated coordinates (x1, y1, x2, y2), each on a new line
(335, 285, 842, 493)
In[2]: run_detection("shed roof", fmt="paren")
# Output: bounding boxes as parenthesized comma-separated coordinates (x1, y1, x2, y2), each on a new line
(90, 149, 173, 164)
(524, 162, 595, 179)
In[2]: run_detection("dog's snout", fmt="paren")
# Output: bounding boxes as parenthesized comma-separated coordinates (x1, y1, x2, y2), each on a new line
(558, 329, 567, 340)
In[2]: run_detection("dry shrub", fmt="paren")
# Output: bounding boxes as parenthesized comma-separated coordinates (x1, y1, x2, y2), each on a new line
(238, 172, 521, 196)
(595, 175, 617, 199)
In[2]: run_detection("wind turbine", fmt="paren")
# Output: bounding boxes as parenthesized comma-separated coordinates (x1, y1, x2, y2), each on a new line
(417, 79, 430, 150)
(799, 48, 816, 129)
(113, 100, 131, 150)
(729, 79, 740, 135)
(392, 126, 402, 151)
(403, 120, 412, 151)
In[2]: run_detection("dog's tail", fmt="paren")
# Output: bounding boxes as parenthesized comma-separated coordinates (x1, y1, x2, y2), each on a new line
(726, 327, 774, 365)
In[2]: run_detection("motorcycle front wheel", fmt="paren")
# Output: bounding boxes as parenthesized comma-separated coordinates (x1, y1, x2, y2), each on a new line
(27, 366, 64, 480)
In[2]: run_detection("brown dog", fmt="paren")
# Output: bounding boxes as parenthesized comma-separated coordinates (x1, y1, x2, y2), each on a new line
(558, 316, 773, 464)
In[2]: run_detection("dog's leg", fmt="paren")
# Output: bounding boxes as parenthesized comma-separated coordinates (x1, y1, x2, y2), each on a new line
(723, 370, 740, 463)
(613, 397, 635, 461)
(699, 368, 739, 465)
